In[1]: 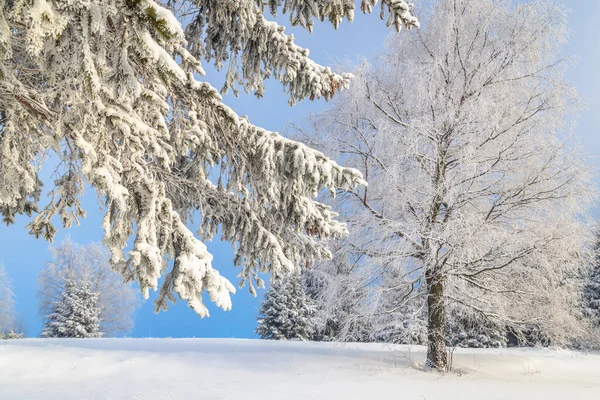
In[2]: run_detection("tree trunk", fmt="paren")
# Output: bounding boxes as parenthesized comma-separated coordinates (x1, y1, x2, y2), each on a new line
(426, 272, 447, 371)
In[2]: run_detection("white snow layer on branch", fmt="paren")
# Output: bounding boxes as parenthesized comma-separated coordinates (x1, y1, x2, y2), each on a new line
(0, 0, 408, 316)
(186, 0, 418, 102)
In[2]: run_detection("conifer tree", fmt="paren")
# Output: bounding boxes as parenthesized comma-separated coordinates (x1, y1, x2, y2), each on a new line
(446, 313, 507, 349)
(256, 272, 315, 340)
(41, 279, 102, 338)
(374, 294, 428, 345)
(0, 0, 417, 317)
(0, 330, 23, 339)
(303, 242, 374, 342)
(374, 293, 507, 348)
(38, 238, 139, 337)
(583, 237, 600, 328)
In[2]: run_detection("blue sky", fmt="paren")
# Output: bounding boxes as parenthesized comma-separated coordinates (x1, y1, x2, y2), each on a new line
(1, 3, 599, 338)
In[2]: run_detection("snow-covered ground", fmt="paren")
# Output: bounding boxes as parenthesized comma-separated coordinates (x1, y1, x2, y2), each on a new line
(1, 339, 599, 399)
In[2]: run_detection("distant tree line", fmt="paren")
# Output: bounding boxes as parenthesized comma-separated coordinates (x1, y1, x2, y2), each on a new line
(257, 250, 600, 349)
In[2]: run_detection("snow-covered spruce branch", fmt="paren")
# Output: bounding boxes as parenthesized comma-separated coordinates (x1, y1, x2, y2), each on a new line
(152, 166, 348, 301)
(185, 0, 418, 103)
(261, 0, 419, 32)
(1, 0, 416, 316)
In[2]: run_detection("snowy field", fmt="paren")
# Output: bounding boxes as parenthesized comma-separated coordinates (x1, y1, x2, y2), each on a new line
(1, 339, 599, 399)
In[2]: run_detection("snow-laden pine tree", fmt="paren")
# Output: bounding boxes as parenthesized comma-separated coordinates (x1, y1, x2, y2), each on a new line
(0, 330, 23, 339)
(295, 0, 594, 370)
(446, 311, 507, 349)
(0, 262, 15, 332)
(374, 296, 428, 345)
(371, 273, 428, 345)
(256, 271, 315, 340)
(303, 241, 374, 342)
(374, 283, 507, 347)
(0, 1, 417, 317)
(584, 234, 600, 328)
(38, 238, 139, 337)
(580, 231, 600, 348)
(374, 298, 508, 348)
(41, 279, 102, 338)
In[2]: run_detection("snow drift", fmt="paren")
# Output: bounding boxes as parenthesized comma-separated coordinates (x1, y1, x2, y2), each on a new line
(1, 339, 599, 399)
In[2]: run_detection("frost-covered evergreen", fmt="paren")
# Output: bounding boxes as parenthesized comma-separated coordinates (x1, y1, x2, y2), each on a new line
(303, 242, 374, 342)
(449, 327, 507, 349)
(41, 279, 102, 338)
(0, 330, 23, 339)
(374, 294, 507, 348)
(447, 313, 507, 349)
(374, 294, 428, 345)
(0, 0, 416, 317)
(256, 272, 315, 341)
(38, 238, 139, 337)
(505, 325, 554, 348)
(583, 239, 600, 328)
(584, 267, 600, 326)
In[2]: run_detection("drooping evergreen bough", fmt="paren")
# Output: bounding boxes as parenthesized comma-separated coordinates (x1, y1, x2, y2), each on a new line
(41, 279, 102, 338)
(256, 271, 315, 340)
(0, 1, 418, 317)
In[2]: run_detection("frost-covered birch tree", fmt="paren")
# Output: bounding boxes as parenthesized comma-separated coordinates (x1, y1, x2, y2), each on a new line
(38, 238, 139, 337)
(0, 1, 418, 316)
(297, 0, 595, 370)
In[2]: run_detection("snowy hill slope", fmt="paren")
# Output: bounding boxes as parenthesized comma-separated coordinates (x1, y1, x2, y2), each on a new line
(1, 339, 599, 399)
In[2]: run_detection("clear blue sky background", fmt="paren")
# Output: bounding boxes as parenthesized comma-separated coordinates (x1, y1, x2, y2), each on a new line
(1, 2, 599, 338)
